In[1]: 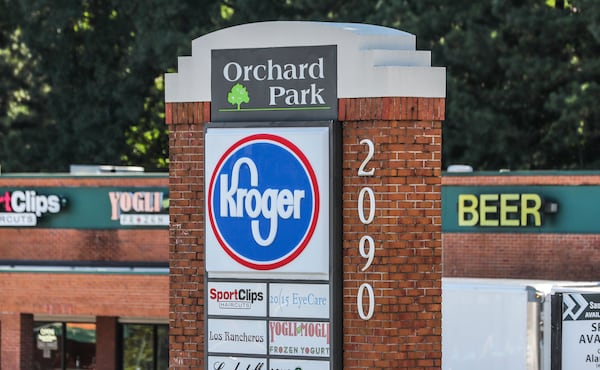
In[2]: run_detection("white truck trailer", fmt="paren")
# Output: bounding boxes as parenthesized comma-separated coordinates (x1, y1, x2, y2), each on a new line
(443, 278, 543, 370)
(442, 278, 600, 370)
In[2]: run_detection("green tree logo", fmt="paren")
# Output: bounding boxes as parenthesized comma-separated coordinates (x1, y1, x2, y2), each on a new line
(227, 83, 250, 110)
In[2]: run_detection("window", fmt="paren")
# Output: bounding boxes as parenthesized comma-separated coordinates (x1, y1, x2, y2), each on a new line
(121, 324, 168, 370)
(34, 322, 96, 370)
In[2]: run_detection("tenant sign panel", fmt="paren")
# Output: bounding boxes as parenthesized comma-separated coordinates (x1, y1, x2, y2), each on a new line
(205, 126, 331, 278)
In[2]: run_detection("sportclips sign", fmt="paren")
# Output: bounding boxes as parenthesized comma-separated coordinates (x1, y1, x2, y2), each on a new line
(0, 190, 65, 226)
(211, 45, 337, 122)
(205, 126, 330, 276)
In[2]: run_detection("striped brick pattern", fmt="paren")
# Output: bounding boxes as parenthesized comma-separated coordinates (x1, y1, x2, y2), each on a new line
(341, 98, 442, 370)
(166, 97, 443, 369)
(167, 102, 209, 369)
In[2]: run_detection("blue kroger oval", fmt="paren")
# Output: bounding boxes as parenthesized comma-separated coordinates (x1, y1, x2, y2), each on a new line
(210, 135, 318, 267)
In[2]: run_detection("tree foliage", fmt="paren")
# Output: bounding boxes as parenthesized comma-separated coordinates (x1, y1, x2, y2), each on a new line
(371, 0, 600, 170)
(0, 0, 598, 172)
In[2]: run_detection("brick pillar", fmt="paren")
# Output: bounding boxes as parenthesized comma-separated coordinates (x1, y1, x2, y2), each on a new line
(19, 314, 33, 370)
(0, 313, 33, 370)
(166, 102, 210, 368)
(166, 97, 443, 369)
(96, 316, 118, 370)
(340, 97, 444, 369)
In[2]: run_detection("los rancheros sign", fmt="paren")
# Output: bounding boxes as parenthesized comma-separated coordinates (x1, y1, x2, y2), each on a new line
(211, 45, 337, 121)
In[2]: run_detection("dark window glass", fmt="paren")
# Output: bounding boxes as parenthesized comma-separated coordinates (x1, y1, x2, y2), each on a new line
(122, 324, 168, 370)
(34, 322, 96, 370)
(156, 326, 168, 370)
(65, 323, 96, 369)
(123, 324, 154, 370)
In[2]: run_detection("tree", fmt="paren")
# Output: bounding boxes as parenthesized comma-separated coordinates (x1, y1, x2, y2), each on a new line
(1, 0, 599, 172)
(0, 0, 222, 172)
(0, 0, 51, 172)
(227, 83, 250, 110)
(370, 0, 600, 170)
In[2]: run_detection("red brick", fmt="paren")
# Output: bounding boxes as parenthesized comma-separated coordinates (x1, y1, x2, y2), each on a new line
(169, 97, 444, 370)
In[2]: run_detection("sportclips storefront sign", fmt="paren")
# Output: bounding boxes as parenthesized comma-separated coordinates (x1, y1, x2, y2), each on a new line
(211, 45, 337, 122)
(0, 190, 65, 226)
(205, 125, 338, 370)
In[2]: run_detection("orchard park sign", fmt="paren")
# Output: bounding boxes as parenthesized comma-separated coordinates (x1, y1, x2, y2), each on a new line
(211, 45, 337, 121)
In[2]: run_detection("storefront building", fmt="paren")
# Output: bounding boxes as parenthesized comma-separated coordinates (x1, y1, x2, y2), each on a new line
(2, 169, 600, 369)
(443, 170, 600, 282)
(0, 170, 169, 370)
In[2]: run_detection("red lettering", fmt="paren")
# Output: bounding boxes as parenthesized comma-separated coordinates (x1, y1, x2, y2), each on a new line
(0, 192, 11, 212)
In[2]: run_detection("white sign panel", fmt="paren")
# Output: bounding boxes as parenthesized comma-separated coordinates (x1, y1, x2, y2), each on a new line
(119, 214, 169, 226)
(208, 282, 267, 316)
(208, 356, 266, 370)
(268, 320, 330, 357)
(208, 319, 267, 355)
(0, 212, 36, 226)
(562, 293, 600, 369)
(269, 283, 329, 319)
(205, 127, 330, 278)
(269, 358, 330, 370)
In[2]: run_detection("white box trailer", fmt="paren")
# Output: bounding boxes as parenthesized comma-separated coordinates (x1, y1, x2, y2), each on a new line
(442, 278, 600, 370)
(443, 278, 544, 370)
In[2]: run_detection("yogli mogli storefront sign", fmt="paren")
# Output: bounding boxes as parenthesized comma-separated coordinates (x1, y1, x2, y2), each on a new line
(211, 45, 337, 121)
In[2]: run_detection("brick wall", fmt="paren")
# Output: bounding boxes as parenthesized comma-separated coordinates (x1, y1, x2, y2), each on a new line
(0, 229, 166, 262)
(444, 233, 600, 280)
(2, 273, 167, 368)
(0, 313, 31, 370)
(341, 98, 442, 369)
(96, 316, 118, 370)
(443, 173, 600, 281)
(19, 314, 33, 370)
(166, 102, 209, 369)
(166, 97, 444, 369)
(0, 273, 168, 317)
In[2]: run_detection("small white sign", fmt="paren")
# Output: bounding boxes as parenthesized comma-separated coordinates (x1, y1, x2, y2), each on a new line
(208, 319, 267, 355)
(208, 282, 267, 316)
(562, 293, 600, 370)
(119, 214, 169, 226)
(268, 320, 330, 357)
(269, 358, 330, 370)
(207, 356, 266, 370)
(269, 283, 329, 319)
(0, 212, 36, 226)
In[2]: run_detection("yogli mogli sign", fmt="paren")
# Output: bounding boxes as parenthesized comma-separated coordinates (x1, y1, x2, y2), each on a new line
(211, 45, 337, 122)
(205, 126, 330, 277)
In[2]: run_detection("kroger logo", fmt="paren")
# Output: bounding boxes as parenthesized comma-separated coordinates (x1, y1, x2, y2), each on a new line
(208, 134, 319, 270)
